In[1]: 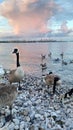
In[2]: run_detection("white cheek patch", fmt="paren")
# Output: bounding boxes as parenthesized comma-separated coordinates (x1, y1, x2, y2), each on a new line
(43, 79, 46, 83)
(16, 51, 19, 54)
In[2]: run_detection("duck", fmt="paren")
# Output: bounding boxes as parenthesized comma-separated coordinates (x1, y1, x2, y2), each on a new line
(0, 84, 18, 124)
(8, 48, 24, 90)
(44, 72, 61, 94)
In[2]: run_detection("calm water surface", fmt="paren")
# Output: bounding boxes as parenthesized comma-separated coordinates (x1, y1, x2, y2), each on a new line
(0, 42, 73, 81)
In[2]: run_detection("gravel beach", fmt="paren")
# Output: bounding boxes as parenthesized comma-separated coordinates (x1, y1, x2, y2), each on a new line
(0, 72, 73, 130)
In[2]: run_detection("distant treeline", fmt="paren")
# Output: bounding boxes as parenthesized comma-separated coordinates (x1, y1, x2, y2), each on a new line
(0, 40, 63, 43)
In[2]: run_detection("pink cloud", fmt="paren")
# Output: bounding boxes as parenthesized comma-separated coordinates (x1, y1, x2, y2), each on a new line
(0, 0, 61, 35)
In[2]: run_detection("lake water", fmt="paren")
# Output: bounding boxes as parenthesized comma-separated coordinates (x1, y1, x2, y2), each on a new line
(0, 42, 73, 83)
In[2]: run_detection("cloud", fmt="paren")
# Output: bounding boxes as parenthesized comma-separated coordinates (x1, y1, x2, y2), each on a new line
(58, 21, 73, 34)
(45, 20, 73, 38)
(60, 21, 69, 33)
(0, 0, 61, 35)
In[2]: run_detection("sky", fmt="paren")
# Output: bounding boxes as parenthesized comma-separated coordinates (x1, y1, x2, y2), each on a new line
(0, 0, 73, 40)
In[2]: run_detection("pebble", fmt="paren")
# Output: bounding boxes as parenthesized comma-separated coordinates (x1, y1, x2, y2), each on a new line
(13, 119, 19, 125)
(8, 122, 15, 130)
(0, 73, 73, 130)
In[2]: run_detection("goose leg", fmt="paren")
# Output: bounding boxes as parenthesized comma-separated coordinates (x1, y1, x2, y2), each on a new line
(53, 77, 60, 94)
(53, 77, 58, 94)
(18, 81, 22, 90)
(5, 105, 13, 122)
(53, 84, 55, 94)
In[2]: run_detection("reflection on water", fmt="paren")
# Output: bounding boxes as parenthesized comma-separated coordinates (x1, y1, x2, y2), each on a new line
(0, 42, 73, 77)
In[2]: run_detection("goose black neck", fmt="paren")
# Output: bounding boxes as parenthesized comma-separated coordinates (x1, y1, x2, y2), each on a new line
(53, 77, 59, 94)
(53, 77, 60, 94)
(16, 53, 20, 67)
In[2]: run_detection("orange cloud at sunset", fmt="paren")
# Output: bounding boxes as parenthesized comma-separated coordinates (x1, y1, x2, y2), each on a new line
(0, 0, 61, 35)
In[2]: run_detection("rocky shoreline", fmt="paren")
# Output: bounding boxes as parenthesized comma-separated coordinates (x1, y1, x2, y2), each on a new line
(0, 73, 73, 130)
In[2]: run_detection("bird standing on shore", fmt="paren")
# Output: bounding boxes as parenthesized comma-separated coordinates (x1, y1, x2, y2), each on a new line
(44, 72, 61, 94)
(64, 88, 73, 98)
(8, 48, 24, 90)
(0, 84, 18, 123)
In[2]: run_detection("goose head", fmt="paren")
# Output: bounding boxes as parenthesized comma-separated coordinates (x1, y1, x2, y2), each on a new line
(12, 48, 20, 67)
(12, 48, 19, 54)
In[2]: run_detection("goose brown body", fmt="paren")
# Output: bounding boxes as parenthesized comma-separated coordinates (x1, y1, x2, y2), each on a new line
(0, 84, 18, 108)
(0, 84, 18, 124)
(8, 67, 24, 84)
(44, 72, 61, 94)
(45, 73, 54, 86)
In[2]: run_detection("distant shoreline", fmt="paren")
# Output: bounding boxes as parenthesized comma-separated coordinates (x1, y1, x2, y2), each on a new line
(0, 40, 71, 43)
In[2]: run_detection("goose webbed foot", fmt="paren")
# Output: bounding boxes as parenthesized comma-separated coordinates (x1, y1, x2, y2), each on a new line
(5, 114, 13, 122)
(18, 86, 22, 90)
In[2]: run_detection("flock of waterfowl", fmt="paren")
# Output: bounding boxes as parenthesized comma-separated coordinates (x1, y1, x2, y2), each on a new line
(40, 51, 73, 69)
(0, 48, 73, 128)
(40, 52, 73, 97)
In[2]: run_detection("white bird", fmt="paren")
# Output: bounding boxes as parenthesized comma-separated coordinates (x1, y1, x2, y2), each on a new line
(8, 48, 24, 90)
(44, 72, 62, 94)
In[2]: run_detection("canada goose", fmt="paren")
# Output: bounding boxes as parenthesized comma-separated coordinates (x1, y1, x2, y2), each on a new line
(44, 72, 61, 94)
(8, 48, 24, 90)
(48, 52, 52, 59)
(40, 63, 47, 70)
(63, 88, 73, 99)
(60, 88, 73, 104)
(60, 52, 64, 60)
(54, 58, 60, 62)
(62, 60, 67, 65)
(40, 63, 46, 68)
(41, 54, 46, 60)
(0, 84, 18, 123)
